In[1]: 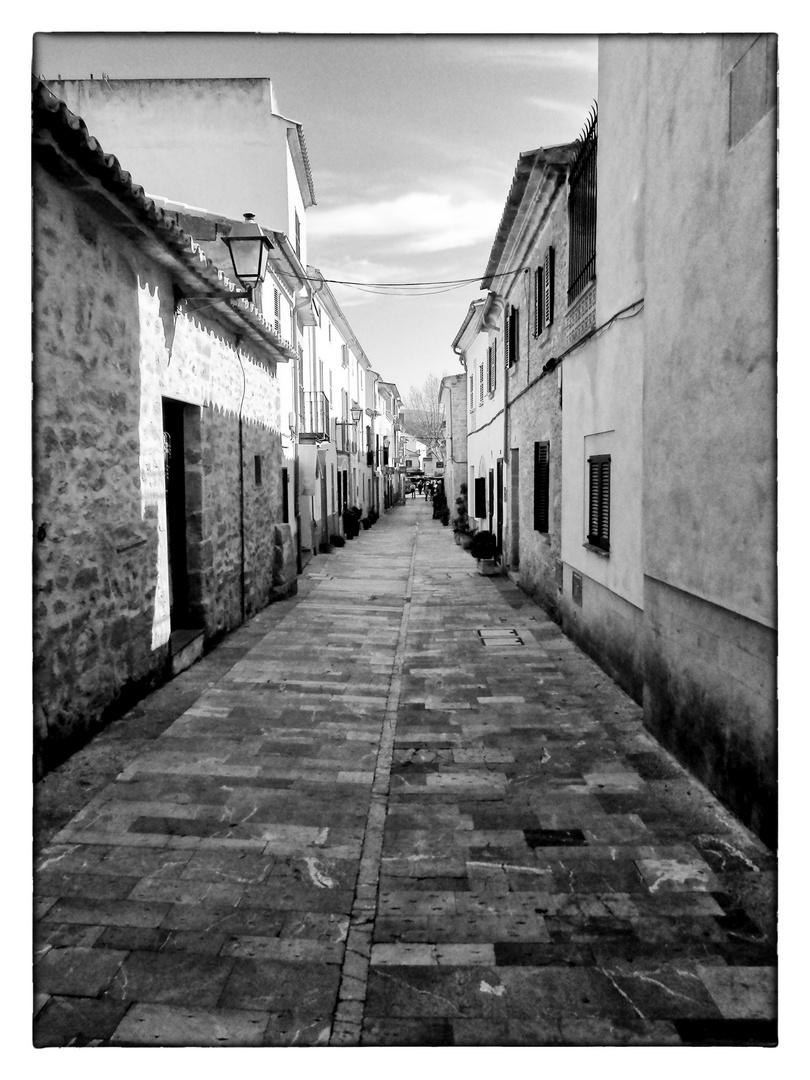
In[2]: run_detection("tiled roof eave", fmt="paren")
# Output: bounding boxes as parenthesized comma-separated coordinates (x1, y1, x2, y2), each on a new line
(33, 79, 293, 364)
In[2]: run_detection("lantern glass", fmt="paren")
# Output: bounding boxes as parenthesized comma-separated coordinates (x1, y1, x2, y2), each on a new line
(224, 214, 273, 288)
(350, 405, 363, 425)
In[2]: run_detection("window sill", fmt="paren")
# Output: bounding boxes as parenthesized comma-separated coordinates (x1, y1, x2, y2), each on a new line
(582, 542, 609, 558)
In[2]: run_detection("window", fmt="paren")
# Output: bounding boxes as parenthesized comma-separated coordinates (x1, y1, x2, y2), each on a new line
(533, 266, 543, 337)
(294, 211, 301, 259)
(254, 455, 262, 486)
(587, 454, 610, 551)
(474, 476, 487, 519)
(479, 361, 485, 406)
(282, 467, 289, 522)
(568, 105, 598, 305)
(470, 374, 474, 411)
(487, 340, 497, 394)
(273, 287, 281, 333)
(505, 305, 519, 366)
(544, 247, 555, 329)
(534, 442, 549, 533)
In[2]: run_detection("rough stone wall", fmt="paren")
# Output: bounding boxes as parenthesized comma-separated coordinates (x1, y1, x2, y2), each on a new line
(33, 163, 293, 775)
(507, 183, 568, 621)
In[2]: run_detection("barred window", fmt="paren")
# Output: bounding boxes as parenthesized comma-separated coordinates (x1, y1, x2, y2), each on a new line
(568, 105, 598, 305)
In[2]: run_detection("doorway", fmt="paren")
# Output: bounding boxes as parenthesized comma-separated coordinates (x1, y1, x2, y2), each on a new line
(162, 399, 190, 631)
(509, 447, 520, 568)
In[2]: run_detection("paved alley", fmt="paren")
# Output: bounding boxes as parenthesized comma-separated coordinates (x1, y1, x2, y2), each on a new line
(33, 500, 776, 1047)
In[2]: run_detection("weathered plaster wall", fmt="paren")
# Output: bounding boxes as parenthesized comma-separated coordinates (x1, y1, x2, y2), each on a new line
(643, 576, 776, 846)
(33, 163, 292, 775)
(506, 184, 568, 620)
(636, 35, 777, 843)
(45, 79, 292, 234)
(640, 35, 776, 629)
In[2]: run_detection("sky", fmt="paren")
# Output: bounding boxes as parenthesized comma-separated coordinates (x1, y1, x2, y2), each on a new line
(32, 32, 598, 399)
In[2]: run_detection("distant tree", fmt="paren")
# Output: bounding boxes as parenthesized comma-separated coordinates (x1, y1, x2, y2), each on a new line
(403, 373, 448, 459)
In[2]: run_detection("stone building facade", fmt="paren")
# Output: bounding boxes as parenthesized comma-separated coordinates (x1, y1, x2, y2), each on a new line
(481, 145, 573, 621)
(33, 82, 296, 775)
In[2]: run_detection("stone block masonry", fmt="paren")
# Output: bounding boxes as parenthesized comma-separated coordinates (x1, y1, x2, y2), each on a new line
(33, 163, 293, 777)
(33, 501, 775, 1047)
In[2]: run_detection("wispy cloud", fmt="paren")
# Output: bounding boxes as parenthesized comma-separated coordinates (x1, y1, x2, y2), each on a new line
(309, 191, 503, 254)
(459, 37, 598, 73)
(529, 95, 593, 116)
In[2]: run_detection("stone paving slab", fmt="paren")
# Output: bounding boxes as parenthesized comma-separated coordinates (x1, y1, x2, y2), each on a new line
(32, 500, 776, 1047)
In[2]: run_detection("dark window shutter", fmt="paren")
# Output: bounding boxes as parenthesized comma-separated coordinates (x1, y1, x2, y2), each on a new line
(534, 441, 550, 533)
(587, 455, 610, 551)
(504, 311, 511, 367)
(492, 340, 497, 390)
(544, 247, 555, 328)
(474, 476, 487, 519)
(534, 266, 542, 337)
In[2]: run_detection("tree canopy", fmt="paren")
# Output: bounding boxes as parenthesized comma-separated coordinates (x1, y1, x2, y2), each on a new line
(403, 374, 447, 458)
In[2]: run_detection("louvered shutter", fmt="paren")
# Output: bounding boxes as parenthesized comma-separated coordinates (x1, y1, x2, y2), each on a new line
(534, 266, 542, 337)
(492, 340, 497, 390)
(534, 442, 550, 533)
(587, 455, 610, 551)
(479, 361, 485, 405)
(274, 287, 281, 333)
(544, 247, 555, 328)
(504, 310, 511, 368)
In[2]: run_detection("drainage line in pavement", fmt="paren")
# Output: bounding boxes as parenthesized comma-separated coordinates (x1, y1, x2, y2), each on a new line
(328, 521, 420, 1046)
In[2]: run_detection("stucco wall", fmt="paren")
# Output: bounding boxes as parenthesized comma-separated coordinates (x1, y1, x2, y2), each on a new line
(33, 163, 292, 774)
(46, 78, 292, 233)
(643, 576, 776, 846)
(640, 36, 776, 629)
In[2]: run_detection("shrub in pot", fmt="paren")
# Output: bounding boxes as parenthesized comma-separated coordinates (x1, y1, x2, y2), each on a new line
(469, 530, 497, 561)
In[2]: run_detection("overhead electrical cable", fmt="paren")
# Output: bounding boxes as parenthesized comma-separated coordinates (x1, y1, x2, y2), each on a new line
(273, 265, 532, 296)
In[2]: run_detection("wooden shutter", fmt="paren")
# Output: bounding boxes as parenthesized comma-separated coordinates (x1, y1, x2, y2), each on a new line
(479, 361, 485, 405)
(534, 442, 550, 533)
(533, 266, 543, 337)
(587, 455, 610, 550)
(474, 476, 487, 519)
(491, 340, 497, 391)
(544, 247, 555, 328)
(504, 310, 511, 367)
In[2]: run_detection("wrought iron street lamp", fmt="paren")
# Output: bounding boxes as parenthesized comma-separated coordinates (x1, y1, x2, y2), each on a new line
(336, 405, 364, 428)
(221, 214, 274, 303)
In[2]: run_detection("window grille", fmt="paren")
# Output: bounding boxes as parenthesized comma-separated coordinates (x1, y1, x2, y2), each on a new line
(568, 104, 598, 305)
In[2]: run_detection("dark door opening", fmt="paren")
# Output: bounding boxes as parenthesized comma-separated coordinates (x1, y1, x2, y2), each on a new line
(496, 459, 503, 556)
(162, 399, 190, 631)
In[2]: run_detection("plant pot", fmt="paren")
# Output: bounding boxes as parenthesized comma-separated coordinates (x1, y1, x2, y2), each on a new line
(477, 557, 499, 576)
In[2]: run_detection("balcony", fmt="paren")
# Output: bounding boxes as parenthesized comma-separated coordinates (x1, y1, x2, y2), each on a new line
(300, 391, 330, 441)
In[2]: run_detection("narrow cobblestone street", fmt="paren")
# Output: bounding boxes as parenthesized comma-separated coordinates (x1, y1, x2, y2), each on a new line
(33, 500, 776, 1047)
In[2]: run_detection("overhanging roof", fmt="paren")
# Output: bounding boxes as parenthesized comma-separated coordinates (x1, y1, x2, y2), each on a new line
(32, 79, 295, 361)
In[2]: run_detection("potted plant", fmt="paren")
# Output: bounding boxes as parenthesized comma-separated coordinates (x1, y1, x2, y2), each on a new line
(452, 496, 474, 548)
(469, 530, 499, 574)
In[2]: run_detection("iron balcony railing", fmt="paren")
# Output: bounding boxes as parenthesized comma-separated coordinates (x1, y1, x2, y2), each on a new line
(567, 103, 598, 306)
(300, 390, 330, 440)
